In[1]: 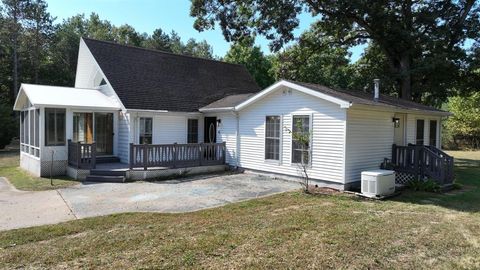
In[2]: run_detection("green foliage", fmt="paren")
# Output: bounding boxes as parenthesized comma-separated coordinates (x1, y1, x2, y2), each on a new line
(0, 101, 16, 149)
(271, 29, 353, 89)
(224, 41, 274, 88)
(443, 92, 480, 149)
(191, 0, 480, 103)
(407, 179, 441, 193)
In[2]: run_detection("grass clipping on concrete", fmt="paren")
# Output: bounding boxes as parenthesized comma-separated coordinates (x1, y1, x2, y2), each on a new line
(0, 151, 479, 269)
(0, 151, 78, 191)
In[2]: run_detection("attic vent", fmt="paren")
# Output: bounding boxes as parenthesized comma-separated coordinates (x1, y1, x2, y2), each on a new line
(99, 78, 107, 86)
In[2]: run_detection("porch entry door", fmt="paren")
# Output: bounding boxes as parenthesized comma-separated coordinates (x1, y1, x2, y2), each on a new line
(95, 113, 114, 155)
(393, 113, 406, 146)
(204, 117, 217, 143)
(73, 113, 94, 143)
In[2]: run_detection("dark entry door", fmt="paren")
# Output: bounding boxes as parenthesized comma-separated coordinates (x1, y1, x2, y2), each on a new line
(204, 117, 217, 143)
(95, 113, 114, 155)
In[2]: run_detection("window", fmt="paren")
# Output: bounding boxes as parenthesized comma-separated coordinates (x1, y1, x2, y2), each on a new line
(429, 120, 437, 147)
(416, 119, 425, 145)
(45, 108, 66, 146)
(187, 119, 199, 143)
(73, 113, 93, 143)
(139, 117, 153, 144)
(265, 116, 281, 160)
(291, 115, 311, 164)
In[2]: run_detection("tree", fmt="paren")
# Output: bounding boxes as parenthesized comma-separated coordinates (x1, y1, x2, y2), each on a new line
(271, 29, 353, 89)
(191, 0, 480, 102)
(224, 41, 274, 88)
(24, 0, 54, 83)
(143, 28, 172, 52)
(2, 0, 29, 100)
(285, 119, 312, 193)
(443, 92, 480, 149)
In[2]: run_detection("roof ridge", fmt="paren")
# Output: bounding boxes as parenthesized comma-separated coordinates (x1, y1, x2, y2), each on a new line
(82, 37, 246, 68)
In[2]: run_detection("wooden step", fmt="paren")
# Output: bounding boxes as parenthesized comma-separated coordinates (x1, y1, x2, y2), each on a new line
(85, 175, 125, 183)
(96, 156, 121, 164)
(90, 169, 126, 177)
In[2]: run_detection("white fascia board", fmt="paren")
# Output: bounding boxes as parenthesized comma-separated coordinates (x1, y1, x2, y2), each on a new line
(198, 107, 234, 112)
(13, 85, 26, 111)
(350, 103, 452, 117)
(234, 80, 351, 111)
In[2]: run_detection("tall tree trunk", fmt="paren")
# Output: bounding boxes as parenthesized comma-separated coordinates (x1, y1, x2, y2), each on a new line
(12, 29, 19, 100)
(399, 54, 411, 100)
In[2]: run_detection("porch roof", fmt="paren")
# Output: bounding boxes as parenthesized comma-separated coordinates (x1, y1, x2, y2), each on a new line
(13, 84, 121, 111)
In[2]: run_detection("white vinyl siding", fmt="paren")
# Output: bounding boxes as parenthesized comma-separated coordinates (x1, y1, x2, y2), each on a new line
(117, 111, 130, 163)
(215, 112, 238, 165)
(344, 108, 394, 183)
(234, 86, 346, 184)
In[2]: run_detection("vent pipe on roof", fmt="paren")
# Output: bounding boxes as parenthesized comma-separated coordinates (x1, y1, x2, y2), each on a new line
(373, 79, 380, 101)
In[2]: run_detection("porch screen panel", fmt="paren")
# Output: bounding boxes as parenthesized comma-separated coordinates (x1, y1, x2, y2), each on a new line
(416, 119, 425, 145)
(19, 111, 24, 147)
(29, 110, 34, 153)
(265, 116, 280, 160)
(25, 110, 29, 150)
(34, 109, 39, 147)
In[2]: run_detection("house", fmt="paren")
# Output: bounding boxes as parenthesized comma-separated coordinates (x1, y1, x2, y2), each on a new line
(13, 38, 453, 190)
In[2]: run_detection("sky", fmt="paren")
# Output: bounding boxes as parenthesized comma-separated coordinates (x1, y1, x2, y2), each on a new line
(46, 0, 366, 61)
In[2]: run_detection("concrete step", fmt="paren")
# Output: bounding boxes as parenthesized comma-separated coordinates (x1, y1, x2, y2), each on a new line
(85, 175, 125, 183)
(90, 169, 126, 177)
(96, 156, 121, 164)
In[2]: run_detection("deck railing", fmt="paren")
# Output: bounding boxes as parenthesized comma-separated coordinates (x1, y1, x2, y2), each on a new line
(129, 142, 226, 170)
(68, 140, 97, 169)
(391, 144, 454, 185)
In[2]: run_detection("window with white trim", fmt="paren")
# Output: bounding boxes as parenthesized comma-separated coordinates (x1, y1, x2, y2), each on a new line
(291, 115, 311, 164)
(265, 116, 281, 160)
(139, 117, 153, 144)
(187, 119, 199, 143)
(45, 108, 66, 146)
(429, 120, 437, 147)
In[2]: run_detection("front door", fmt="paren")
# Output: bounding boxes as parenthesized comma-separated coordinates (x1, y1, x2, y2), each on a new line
(95, 113, 114, 155)
(204, 117, 217, 143)
(393, 113, 406, 146)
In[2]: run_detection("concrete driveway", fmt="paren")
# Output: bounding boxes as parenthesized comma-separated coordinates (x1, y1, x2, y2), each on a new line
(0, 173, 299, 231)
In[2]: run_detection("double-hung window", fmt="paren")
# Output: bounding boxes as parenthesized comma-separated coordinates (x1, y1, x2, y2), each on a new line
(139, 117, 153, 144)
(265, 116, 281, 160)
(291, 115, 311, 164)
(187, 119, 199, 143)
(45, 108, 66, 146)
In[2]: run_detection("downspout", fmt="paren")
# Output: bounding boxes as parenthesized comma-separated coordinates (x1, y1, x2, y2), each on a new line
(234, 110, 240, 168)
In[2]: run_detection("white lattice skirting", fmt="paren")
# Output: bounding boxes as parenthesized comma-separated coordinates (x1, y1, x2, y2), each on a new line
(395, 172, 416, 185)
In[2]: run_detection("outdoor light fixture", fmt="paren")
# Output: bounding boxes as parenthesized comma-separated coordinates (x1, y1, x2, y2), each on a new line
(216, 119, 222, 125)
(392, 117, 400, 128)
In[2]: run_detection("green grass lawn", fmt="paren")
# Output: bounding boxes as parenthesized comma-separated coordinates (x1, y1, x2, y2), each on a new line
(0, 150, 79, 191)
(0, 151, 479, 269)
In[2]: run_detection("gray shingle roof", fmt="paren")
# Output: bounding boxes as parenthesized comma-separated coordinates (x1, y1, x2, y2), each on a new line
(200, 93, 254, 110)
(83, 38, 261, 112)
(292, 81, 447, 113)
(201, 80, 449, 115)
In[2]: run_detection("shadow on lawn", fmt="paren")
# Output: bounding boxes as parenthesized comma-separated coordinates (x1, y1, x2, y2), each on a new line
(392, 157, 480, 213)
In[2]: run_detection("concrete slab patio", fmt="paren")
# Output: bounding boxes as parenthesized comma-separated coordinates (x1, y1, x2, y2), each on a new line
(0, 173, 300, 231)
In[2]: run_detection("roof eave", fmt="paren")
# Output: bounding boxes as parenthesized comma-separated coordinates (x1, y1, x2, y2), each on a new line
(198, 107, 235, 113)
(350, 103, 452, 116)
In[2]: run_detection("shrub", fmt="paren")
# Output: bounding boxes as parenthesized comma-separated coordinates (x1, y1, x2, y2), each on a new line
(407, 179, 441, 193)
